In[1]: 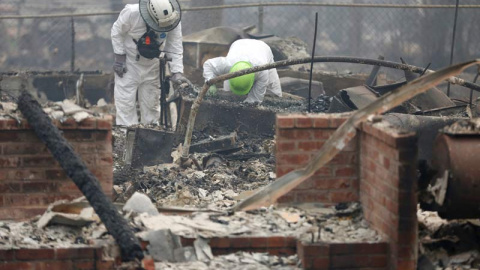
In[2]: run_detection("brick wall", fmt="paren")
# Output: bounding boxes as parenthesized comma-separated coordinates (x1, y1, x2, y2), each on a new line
(360, 122, 418, 270)
(0, 116, 113, 220)
(275, 113, 359, 204)
(0, 246, 117, 270)
(297, 242, 389, 270)
(275, 114, 418, 270)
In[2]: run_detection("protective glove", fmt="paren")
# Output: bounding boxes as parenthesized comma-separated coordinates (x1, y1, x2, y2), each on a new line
(113, 54, 127, 78)
(207, 84, 217, 96)
(171, 73, 193, 88)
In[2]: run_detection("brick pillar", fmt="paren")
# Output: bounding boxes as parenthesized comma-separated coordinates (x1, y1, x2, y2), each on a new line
(360, 122, 418, 270)
(275, 113, 358, 205)
(0, 116, 113, 220)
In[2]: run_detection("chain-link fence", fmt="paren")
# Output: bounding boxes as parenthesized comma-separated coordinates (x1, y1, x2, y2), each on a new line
(1, 0, 479, 95)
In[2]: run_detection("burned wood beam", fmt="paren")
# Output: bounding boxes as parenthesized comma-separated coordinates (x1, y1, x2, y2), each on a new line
(17, 91, 144, 262)
(181, 56, 480, 161)
(232, 59, 480, 211)
(190, 132, 237, 153)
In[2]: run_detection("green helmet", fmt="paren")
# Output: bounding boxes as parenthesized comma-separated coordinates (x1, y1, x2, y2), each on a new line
(228, 61, 255, 95)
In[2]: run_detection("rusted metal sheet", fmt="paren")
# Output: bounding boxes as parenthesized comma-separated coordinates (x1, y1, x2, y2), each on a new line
(431, 133, 480, 219)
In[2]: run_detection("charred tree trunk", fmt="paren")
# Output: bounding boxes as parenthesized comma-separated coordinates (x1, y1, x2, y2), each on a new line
(17, 91, 144, 262)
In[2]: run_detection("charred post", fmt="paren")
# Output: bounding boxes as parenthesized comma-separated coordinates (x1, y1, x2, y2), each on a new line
(17, 91, 144, 262)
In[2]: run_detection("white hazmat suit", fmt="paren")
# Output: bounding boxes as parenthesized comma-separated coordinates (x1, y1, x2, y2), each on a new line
(111, 4, 184, 126)
(203, 39, 282, 103)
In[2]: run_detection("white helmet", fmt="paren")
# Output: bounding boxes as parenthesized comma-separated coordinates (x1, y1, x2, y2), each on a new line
(139, 0, 181, 32)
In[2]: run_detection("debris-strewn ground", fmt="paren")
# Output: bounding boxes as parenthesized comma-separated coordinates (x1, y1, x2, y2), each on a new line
(113, 126, 276, 210)
(154, 252, 299, 270)
(418, 209, 480, 269)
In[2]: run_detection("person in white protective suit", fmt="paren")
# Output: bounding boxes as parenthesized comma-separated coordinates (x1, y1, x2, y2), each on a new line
(203, 39, 282, 103)
(111, 0, 190, 126)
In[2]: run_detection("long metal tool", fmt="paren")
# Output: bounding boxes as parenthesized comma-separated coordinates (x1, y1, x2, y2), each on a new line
(307, 12, 318, 113)
(447, 0, 460, 97)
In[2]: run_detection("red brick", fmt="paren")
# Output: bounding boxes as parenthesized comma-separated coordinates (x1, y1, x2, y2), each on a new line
(230, 237, 251, 248)
(77, 118, 97, 129)
(97, 117, 113, 130)
(397, 259, 416, 270)
(33, 261, 73, 270)
(0, 132, 20, 142)
(277, 141, 295, 152)
(331, 255, 370, 268)
(329, 117, 347, 128)
(63, 131, 94, 141)
(295, 190, 329, 203)
(334, 166, 356, 177)
(313, 166, 332, 177)
(72, 260, 95, 270)
(95, 142, 112, 153)
(267, 247, 296, 256)
(93, 131, 110, 142)
(210, 237, 230, 248)
(295, 116, 313, 128)
(142, 256, 155, 270)
(55, 247, 95, 259)
(98, 154, 113, 166)
(0, 182, 21, 192)
(369, 254, 388, 267)
(8, 169, 45, 180)
(0, 119, 19, 129)
(276, 166, 295, 177)
(354, 243, 389, 255)
(277, 117, 294, 128)
(313, 118, 329, 128)
(313, 130, 334, 140)
(250, 237, 268, 248)
(278, 129, 296, 140)
(59, 118, 78, 129)
(16, 248, 55, 260)
(2, 144, 48, 155)
(284, 237, 297, 247)
(22, 182, 58, 193)
(311, 257, 329, 269)
(329, 190, 358, 203)
(0, 262, 34, 270)
(298, 141, 323, 151)
(277, 153, 310, 166)
(96, 260, 116, 270)
(267, 236, 286, 248)
(22, 156, 58, 168)
(276, 193, 295, 204)
(0, 249, 15, 260)
(302, 244, 329, 257)
(57, 182, 81, 192)
(314, 178, 351, 190)
(45, 169, 67, 180)
(0, 157, 20, 168)
(75, 143, 98, 154)
(330, 152, 357, 165)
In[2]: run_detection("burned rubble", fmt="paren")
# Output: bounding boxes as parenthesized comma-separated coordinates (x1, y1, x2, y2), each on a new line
(0, 19, 480, 270)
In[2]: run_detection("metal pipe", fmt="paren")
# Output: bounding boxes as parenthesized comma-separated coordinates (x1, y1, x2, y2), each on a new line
(308, 12, 318, 113)
(70, 17, 75, 73)
(447, 0, 460, 97)
(258, 4, 264, 33)
(469, 65, 480, 105)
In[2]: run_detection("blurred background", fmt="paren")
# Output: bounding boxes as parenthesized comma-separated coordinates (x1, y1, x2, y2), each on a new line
(0, 0, 479, 99)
